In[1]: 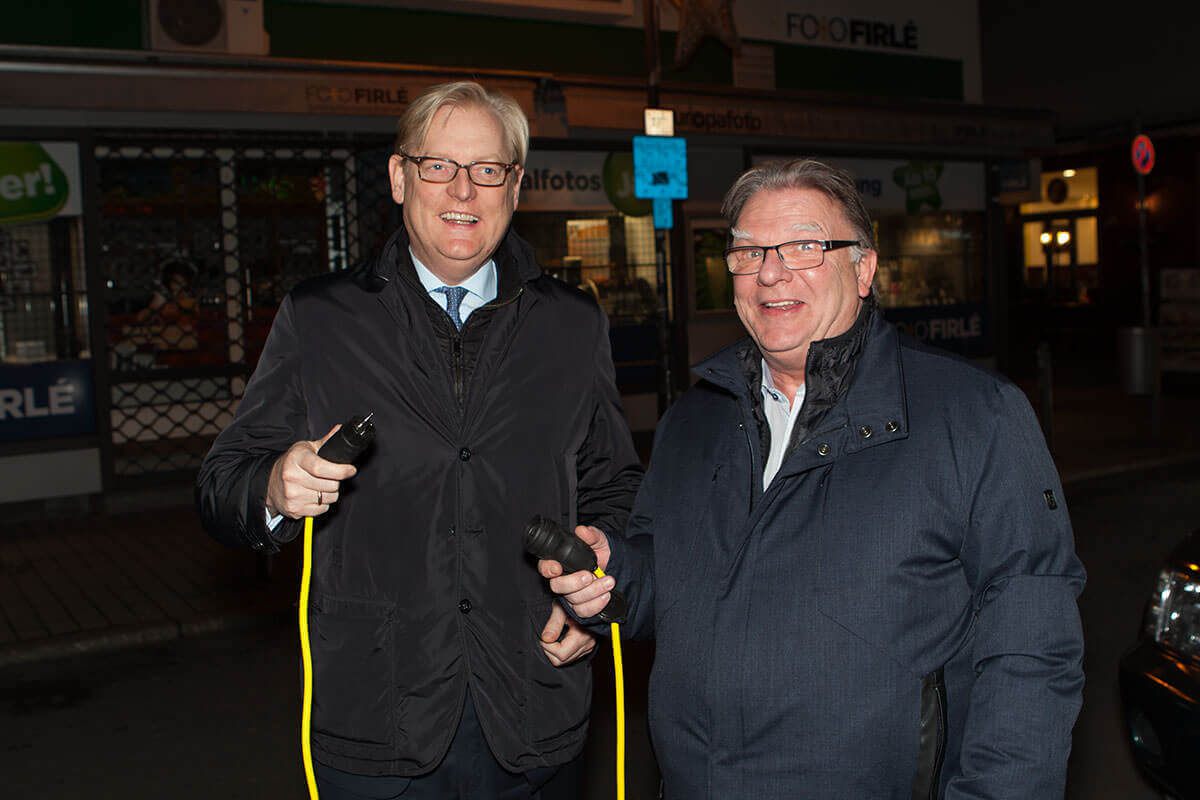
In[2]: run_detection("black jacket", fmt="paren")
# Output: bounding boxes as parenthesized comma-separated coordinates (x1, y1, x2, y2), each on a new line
(196, 224, 643, 776)
(606, 302, 1084, 798)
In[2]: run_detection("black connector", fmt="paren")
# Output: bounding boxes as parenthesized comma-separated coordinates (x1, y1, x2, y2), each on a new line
(318, 413, 376, 465)
(525, 515, 627, 624)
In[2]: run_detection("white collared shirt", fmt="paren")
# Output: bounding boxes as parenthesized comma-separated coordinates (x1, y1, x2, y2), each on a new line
(410, 249, 498, 324)
(761, 359, 807, 490)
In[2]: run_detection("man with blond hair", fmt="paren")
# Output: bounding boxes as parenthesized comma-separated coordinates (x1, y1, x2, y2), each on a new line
(199, 81, 643, 798)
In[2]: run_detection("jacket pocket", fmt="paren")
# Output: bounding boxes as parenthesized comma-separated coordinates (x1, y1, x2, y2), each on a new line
(523, 599, 591, 747)
(309, 592, 397, 750)
(911, 667, 947, 800)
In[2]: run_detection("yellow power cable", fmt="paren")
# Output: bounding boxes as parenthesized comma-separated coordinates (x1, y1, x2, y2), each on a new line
(300, 516, 318, 800)
(299, 521, 625, 800)
(594, 567, 626, 800)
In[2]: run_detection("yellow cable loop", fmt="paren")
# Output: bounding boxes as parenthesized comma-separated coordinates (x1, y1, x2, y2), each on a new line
(300, 523, 624, 800)
(594, 567, 625, 800)
(301, 516, 319, 800)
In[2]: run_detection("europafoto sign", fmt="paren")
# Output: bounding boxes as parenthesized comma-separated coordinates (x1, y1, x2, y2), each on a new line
(0, 142, 81, 225)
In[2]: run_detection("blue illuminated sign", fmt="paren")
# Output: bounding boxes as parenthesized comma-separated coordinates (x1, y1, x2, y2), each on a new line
(633, 136, 688, 200)
(0, 360, 96, 442)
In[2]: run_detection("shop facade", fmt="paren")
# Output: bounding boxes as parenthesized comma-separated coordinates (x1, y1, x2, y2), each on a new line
(0, 0, 1052, 501)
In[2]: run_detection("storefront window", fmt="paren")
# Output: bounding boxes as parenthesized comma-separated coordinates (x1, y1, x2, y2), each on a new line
(100, 155, 223, 371)
(518, 210, 663, 324)
(1019, 167, 1100, 304)
(0, 141, 94, 443)
(0, 220, 88, 362)
(93, 139, 395, 477)
(691, 219, 731, 312)
(873, 211, 985, 309)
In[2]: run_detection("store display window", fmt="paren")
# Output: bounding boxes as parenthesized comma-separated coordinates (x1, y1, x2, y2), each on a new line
(517, 211, 664, 324)
(873, 211, 985, 309)
(0, 141, 94, 442)
(1019, 167, 1100, 304)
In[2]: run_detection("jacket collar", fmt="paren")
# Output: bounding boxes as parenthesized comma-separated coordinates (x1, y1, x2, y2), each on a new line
(695, 294, 877, 402)
(694, 295, 909, 463)
(367, 216, 542, 305)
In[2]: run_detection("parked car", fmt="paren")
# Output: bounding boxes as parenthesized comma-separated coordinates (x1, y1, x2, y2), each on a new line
(1118, 529, 1200, 800)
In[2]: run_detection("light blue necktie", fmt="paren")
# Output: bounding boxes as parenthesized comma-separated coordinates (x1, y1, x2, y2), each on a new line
(435, 285, 468, 331)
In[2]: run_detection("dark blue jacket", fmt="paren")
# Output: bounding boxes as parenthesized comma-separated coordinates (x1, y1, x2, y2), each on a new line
(606, 301, 1085, 799)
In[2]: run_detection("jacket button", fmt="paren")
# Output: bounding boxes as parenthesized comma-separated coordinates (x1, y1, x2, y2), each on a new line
(817, 443, 831, 456)
(458, 599, 472, 614)
(459, 447, 472, 461)
(886, 420, 899, 433)
(859, 425, 873, 439)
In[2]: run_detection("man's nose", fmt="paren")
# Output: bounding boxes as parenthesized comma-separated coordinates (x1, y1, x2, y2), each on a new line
(757, 248, 791, 285)
(448, 168, 476, 200)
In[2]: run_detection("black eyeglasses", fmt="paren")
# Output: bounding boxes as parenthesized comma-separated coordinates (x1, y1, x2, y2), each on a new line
(723, 239, 862, 275)
(399, 152, 518, 187)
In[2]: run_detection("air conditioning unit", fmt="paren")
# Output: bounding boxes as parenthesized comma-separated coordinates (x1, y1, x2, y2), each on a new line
(146, 0, 269, 55)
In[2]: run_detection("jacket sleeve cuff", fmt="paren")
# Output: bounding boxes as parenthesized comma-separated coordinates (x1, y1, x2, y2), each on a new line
(245, 455, 299, 552)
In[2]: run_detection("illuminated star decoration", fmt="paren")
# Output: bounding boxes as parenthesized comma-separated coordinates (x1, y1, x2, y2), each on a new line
(667, 0, 741, 69)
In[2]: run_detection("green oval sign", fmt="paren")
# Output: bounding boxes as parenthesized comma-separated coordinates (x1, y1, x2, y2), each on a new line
(603, 152, 652, 217)
(0, 143, 70, 225)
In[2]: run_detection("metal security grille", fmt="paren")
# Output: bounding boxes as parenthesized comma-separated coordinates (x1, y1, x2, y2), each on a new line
(94, 136, 393, 483)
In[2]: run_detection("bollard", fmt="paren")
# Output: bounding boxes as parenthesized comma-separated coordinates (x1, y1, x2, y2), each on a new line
(1036, 341, 1054, 453)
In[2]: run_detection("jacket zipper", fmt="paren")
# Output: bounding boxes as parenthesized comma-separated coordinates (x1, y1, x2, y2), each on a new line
(451, 335, 464, 408)
(445, 285, 523, 413)
(738, 417, 755, 513)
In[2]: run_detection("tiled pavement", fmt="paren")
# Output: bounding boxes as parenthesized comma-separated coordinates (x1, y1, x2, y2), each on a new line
(0, 506, 298, 667)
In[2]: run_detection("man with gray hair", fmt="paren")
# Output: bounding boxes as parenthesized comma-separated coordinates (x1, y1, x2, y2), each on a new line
(540, 158, 1086, 798)
(198, 81, 643, 798)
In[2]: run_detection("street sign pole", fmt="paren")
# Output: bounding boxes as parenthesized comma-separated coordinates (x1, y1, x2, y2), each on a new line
(642, 0, 672, 412)
(1137, 166, 1150, 329)
(1131, 126, 1160, 437)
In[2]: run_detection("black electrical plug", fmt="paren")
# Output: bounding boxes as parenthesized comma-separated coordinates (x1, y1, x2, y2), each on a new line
(525, 515, 627, 624)
(318, 413, 376, 465)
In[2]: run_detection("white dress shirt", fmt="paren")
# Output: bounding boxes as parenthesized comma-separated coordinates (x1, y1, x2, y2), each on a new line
(761, 359, 807, 490)
(410, 250, 498, 324)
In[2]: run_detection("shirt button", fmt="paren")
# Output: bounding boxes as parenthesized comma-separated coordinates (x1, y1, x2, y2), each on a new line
(458, 599, 473, 614)
(859, 425, 873, 439)
(459, 447, 472, 461)
(817, 443, 831, 456)
(886, 420, 900, 433)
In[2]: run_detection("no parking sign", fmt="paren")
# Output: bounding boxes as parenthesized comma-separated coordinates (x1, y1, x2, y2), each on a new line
(1131, 134, 1155, 175)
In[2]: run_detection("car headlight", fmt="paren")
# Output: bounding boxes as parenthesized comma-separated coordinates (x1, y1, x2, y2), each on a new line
(1145, 566, 1200, 658)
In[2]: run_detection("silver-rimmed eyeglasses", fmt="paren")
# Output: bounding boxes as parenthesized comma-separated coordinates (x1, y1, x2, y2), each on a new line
(399, 152, 518, 187)
(724, 239, 862, 275)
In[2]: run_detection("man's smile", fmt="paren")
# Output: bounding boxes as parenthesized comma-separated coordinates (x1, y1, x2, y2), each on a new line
(439, 211, 479, 224)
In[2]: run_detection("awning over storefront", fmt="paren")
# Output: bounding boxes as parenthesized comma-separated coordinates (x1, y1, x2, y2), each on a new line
(0, 46, 1053, 157)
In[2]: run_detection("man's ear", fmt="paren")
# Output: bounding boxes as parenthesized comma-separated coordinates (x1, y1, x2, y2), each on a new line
(387, 154, 406, 205)
(510, 165, 524, 211)
(855, 248, 878, 298)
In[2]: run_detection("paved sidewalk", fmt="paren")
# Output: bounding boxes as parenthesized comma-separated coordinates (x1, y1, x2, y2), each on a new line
(0, 507, 299, 667)
(0, 378, 1197, 668)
